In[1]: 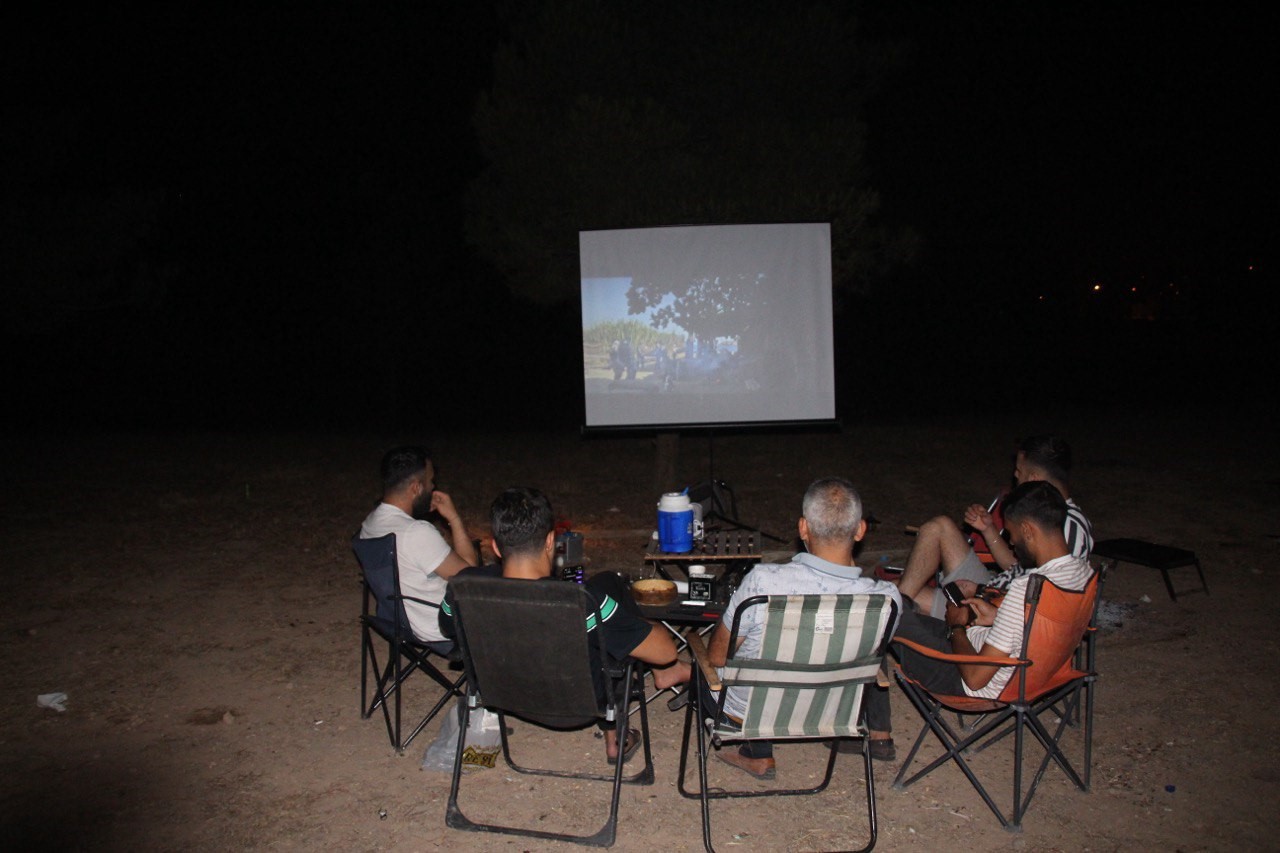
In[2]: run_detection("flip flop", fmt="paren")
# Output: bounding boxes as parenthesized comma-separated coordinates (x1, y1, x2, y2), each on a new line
(606, 727, 642, 765)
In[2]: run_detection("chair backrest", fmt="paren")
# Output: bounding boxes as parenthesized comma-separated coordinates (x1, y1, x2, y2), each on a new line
(449, 574, 607, 729)
(722, 593, 897, 740)
(352, 533, 412, 635)
(1000, 571, 1099, 702)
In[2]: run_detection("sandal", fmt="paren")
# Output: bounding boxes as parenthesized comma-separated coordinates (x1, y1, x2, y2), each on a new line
(606, 727, 642, 765)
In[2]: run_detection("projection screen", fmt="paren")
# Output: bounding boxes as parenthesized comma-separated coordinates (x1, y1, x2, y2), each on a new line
(580, 223, 835, 429)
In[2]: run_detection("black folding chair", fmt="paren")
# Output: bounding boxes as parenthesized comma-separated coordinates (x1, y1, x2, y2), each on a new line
(445, 574, 653, 848)
(352, 533, 465, 753)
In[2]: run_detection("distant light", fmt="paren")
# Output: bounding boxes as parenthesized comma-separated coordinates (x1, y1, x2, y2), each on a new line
(1131, 287, 1138, 293)
(1038, 295, 1046, 301)
(1092, 283, 1102, 292)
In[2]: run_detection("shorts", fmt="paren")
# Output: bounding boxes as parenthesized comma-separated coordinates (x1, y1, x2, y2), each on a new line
(928, 548, 993, 618)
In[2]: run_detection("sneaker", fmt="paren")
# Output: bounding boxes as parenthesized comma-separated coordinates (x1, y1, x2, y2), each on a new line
(835, 737, 896, 762)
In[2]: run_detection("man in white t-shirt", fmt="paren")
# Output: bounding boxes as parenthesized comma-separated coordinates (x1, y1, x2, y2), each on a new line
(359, 446, 478, 644)
(892, 480, 1094, 703)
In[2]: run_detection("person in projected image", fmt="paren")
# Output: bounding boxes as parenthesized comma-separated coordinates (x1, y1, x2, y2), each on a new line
(440, 487, 691, 765)
(609, 339, 624, 380)
(358, 446, 479, 645)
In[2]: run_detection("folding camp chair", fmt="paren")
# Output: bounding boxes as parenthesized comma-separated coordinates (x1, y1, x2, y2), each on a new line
(352, 533, 466, 753)
(679, 593, 898, 853)
(445, 575, 653, 848)
(891, 571, 1100, 831)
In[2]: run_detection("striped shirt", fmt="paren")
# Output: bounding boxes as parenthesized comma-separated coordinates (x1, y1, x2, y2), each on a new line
(965, 553, 1093, 699)
(985, 499, 1093, 591)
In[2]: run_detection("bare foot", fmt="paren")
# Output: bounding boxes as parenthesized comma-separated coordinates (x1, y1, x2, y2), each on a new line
(652, 660, 691, 691)
(716, 749, 776, 780)
(604, 727, 639, 762)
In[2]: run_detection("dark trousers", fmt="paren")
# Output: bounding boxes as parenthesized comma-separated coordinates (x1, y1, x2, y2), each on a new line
(863, 607, 966, 733)
(697, 675, 776, 759)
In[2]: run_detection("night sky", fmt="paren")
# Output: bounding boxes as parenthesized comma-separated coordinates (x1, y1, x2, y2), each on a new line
(3, 3, 1272, 432)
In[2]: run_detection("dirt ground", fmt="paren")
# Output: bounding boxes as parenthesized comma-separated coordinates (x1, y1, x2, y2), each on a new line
(3, 412, 1276, 851)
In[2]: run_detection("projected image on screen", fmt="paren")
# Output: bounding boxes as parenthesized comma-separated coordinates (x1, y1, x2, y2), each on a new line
(580, 223, 835, 429)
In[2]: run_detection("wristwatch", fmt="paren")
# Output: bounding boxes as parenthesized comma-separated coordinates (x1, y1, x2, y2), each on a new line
(947, 624, 967, 639)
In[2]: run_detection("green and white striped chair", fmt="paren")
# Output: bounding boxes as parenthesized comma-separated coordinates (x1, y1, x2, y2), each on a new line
(678, 593, 898, 853)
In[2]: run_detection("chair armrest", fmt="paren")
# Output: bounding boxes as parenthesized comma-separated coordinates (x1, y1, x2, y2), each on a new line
(390, 593, 441, 610)
(891, 636, 1027, 669)
(684, 632, 722, 691)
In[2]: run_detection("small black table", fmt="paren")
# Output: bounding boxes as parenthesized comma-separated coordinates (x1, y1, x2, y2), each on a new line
(634, 597, 728, 711)
(1092, 538, 1209, 601)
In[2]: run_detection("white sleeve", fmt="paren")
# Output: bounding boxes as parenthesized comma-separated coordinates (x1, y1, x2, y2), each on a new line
(980, 578, 1029, 656)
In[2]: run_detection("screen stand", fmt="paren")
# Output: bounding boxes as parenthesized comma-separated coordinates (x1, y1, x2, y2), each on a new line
(690, 432, 786, 544)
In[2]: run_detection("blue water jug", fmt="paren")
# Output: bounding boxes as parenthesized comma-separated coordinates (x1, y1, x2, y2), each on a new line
(657, 492, 694, 553)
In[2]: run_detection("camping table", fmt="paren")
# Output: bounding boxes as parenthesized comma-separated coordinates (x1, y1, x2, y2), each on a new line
(645, 529, 762, 594)
(624, 532, 762, 711)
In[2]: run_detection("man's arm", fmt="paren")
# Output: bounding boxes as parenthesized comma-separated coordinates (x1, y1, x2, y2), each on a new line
(706, 621, 748, 667)
(964, 503, 1016, 571)
(944, 598, 1010, 691)
(429, 490, 478, 572)
(433, 550, 471, 581)
(626, 623, 679, 666)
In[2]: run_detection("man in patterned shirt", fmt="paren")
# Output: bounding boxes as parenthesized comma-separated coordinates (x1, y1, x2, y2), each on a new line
(706, 477, 903, 778)
(896, 435, 1093, 618)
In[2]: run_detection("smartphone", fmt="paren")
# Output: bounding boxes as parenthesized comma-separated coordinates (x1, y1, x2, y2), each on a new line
(942, 582, 966, 607)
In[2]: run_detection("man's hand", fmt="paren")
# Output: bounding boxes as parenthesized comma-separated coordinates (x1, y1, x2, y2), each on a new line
(429, 490, 462, 524)
(963, 503, 993, 531)
(964, 596, 999, 627)
(944, 602, 970, 628)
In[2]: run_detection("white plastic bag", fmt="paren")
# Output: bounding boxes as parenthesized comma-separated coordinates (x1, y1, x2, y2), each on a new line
(421, 699, 502, 773)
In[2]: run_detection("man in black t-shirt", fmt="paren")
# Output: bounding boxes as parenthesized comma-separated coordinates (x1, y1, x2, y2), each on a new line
(440, 487, 689, 763)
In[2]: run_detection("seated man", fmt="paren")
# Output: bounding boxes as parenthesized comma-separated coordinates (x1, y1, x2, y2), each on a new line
(359, 446, 479, 646)
(440, 487, 690, 764)
(896, 435, 1093, 618)
(707, 477, 903, 779)
(890, 479, 1094, 703)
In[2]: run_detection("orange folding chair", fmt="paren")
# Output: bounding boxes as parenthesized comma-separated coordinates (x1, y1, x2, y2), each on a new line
(890, 571, 1100, 831)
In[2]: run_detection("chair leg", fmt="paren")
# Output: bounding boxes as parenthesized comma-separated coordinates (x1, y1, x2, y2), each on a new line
(1083, 675, 1096, 790)
(695, 690, 714, 853)
(1160, 568, 1178, 601)
(392, 642, 404, 751)
(1009, 707, 1025, 831)
(360, 629, 371, 719)
(446, 672, 640, 846)
(859, 740, 877, 853)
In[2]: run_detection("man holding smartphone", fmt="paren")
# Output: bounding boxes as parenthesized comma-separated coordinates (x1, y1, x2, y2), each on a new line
(895, 435, 1093, 618)
(886, 480, 1093, 701)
